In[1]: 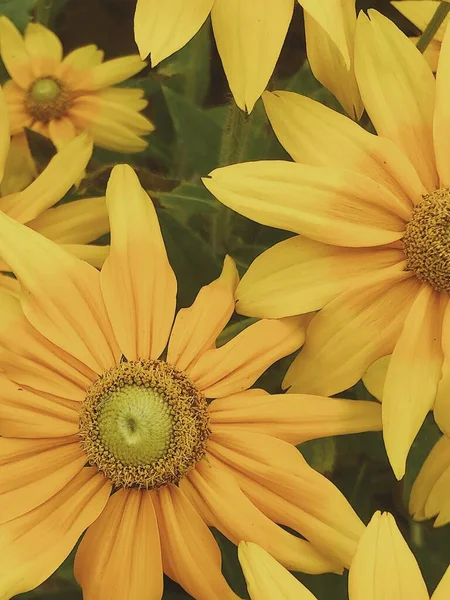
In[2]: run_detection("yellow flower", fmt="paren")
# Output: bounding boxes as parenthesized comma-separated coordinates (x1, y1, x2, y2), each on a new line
(0, 163, 382, 599)
(0, 86, 108, 283)
(203, 9, 450, 480)
(239, 512, 450, 600)
(0, 17, 154, 153)
(392, 0, 448, 71)
(134, 0, 361, 115)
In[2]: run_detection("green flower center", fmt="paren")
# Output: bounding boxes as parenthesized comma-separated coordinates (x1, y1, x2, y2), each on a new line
(78, 359, 210, 490)
(403, 188, 450, 293)
(25, 76, 71, 123)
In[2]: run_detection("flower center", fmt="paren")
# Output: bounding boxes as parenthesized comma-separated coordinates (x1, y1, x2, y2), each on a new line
(403, 188, 450, 293)
(25, 76, 71, 123)
(78, 359, 210, 489)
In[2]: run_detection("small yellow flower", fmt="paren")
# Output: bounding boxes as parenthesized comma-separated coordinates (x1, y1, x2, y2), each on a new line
(204, 10, 450, 480)
(0, 17, 154, 153)
(134, 0, 361, 115)
(239, 512, 450, 600)
(0, 164, 382, 600)
(0, 85, 109, 283)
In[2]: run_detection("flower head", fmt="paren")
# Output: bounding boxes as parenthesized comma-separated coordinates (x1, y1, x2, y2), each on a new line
(0, 164, 382, 599)
(203, 10, 450, 480)
(134, 0, 361, 115)
(0, 17, 154, 152)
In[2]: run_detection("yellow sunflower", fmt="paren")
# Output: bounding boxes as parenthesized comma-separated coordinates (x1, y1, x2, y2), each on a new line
(134, 0, 362, 116)
(0, 164, 382, 599)
(203, 10, 450, 480)
(239, 512, 450, 600)
(0, 86, 108, 283)
(0, 17, 154, 153)
(392, 0, 448, 71)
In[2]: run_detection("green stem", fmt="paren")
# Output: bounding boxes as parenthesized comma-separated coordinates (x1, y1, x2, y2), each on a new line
(416, 1, 450, 53)
(212, 103, 251, 255)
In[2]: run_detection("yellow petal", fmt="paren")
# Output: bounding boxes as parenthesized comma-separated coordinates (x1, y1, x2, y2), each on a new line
(0, 16, 33, 88)
(60, 44, 104, 69)
(86, 55, 147, 89)
(62, 244, 109, 269)
(101, 164, 177, 361)
(0, 437, 85, 524)
(433, 299, 450, 436)
(383, 286, 444, 479)
(239, 542, 317, 600)
(209, 392, 382, 444)
(284, 272, 421, 395)
(187, 460, 341, 574)
(134, 0, 215, 64)
(348, 512, 429, 600)
(23, 22, 62, 77)
(0, 131, 37, 196)
(392, 1, 448, 41)
(0, 211, 119, 374)
(0, 132, 93, 223)
(262, 90, 425, 205)
(433, 566, 450, 599)
(74, 489, 163, 600)
(48, 117, 77, 150)
(303, 1, 363, 119)
(153, 485, 239, 600)
(0, 85, 10, 183)
(204, 162, 408, 248)
(0, 468, 111, 600)
(362, 355, 390, 401)
(236, 235, 405, 318)
(409, 435, 450, 522)
(188, 316, 305, 397)
(354, 10, 437, 192)
(211, 0, 294, 112)
(167, 256, 238, 371)
(421, 38, 441, 72)
(433, 16, 450, 186)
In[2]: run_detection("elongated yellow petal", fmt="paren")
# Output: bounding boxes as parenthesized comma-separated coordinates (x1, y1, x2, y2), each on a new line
(433, 16, 450, 186)
(348, 512, 429, 600)
(392, 1, 448, 42)
(354, 10, 437, 192)
(87, 56, 147, 90)
(24, 22, 62, 77)
(362, 355, 390, 401)
(0, 16, 33, 88)
(211, 0, 294, 112)
(433, 566, 450, 599)
(239, 542, 317, 600)
(0, 132, 36, 196)
(134, 0, 214, 64)
(0, 85, 11, 184)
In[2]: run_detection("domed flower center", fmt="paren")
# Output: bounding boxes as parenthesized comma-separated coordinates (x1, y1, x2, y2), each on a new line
(79, 359, 210, 489)
(25, 76, 71, 123)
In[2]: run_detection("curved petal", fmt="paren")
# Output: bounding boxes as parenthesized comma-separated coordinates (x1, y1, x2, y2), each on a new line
(0, 467, 111, 600)
(62, 244, 109, 269)
(262, 90, 425, 206)
(362, 355, 390, 402)
(24, 22, 63, 76)
(204, 162, 409, 248)
(299, 0, 350, 65)
(210, 392, 382, 444)
(433, 566, 450, 599)
(0, 85, 11, 183)
(188, 316, 305, 398)
(284, 271, 421, 396)
(433, 14, 450, 186)
(208, 431, 363, 567)
(354, 10, 437, 192)
(134, 0, 215, 64)
(239, 542, 317, 600)
(392, 1, 448, 42)
(212, 0, 293, 112)
(0, 133, 93, 223)
(383, 285, 444, 480)
(48, 117, 77, 150)
(167, 256, 238, 371)
(185, 460, 342, 574)
(152, 485, 239, 600)
(348, 512, 429, 600)
(433, 300, 450, 436)
(0, 131, 37, 196)
(409, 435, 450, 523)
(28, 196, 109, 244)
(0, 211, 120, 374)
(0, 17, 33, 88)
(0, 437, 85, 523)
(100, 164, 177, 361)
(74, 489, 163, 600)
(236, 235, 406, 318)
(85, 55, 147, 89)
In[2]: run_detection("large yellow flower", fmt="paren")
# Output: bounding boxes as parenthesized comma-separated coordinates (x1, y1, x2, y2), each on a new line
(0, 17, 154, 153)
(0, 86, 108, 284)
(134, 0, 362, 116)
(0, 164, 382, 599)
(203, 10, 450, 480)
(239, 512, 450, 599)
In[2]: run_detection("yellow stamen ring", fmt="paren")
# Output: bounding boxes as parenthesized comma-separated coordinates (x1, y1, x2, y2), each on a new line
(403, 188, 450, 293)
(25, 76, 71, 123)
(79, 359, 210, 490)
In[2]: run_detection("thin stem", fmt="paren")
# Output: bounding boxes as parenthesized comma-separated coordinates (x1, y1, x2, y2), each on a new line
(34, 0, 53, 26)
(416, 1, 450, 53)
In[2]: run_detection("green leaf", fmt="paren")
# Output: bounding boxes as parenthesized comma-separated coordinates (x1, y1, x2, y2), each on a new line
(211, 529, 249, 599)
(0, 0, 33, 30)
(159, 182, 219, 216)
